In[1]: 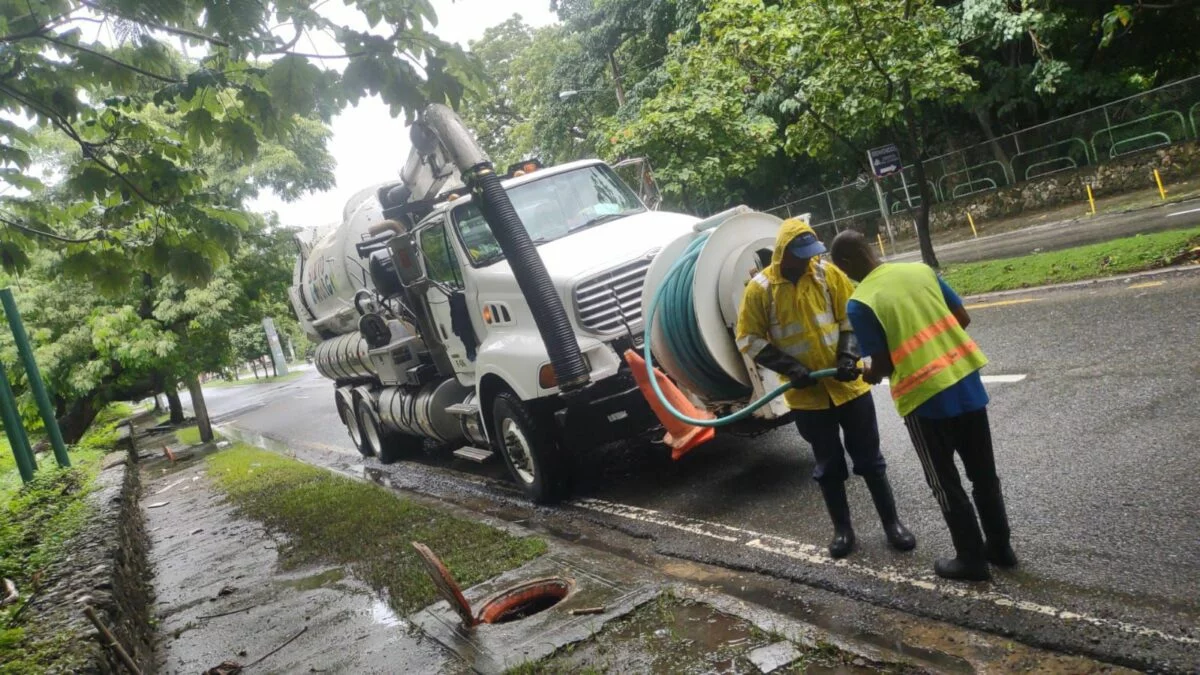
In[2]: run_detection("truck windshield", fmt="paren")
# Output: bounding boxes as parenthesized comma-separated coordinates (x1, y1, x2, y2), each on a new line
(452, 164, 645, 266)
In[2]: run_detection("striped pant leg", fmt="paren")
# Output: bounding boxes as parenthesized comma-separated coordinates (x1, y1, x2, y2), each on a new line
(902, 414, 973, 516)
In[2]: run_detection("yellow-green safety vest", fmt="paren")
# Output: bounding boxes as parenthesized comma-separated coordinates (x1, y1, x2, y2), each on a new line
(850, 262, 988, 417)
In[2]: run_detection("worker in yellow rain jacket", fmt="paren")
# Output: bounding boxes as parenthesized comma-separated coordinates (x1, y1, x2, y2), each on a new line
(830, 230, 1017, 582)
(736, 218, 916, 559)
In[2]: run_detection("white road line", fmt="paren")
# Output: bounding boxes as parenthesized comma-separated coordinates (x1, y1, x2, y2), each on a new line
(572, 497, 1200, 647)
(877, 374, 1027, 387)
(1167, 207, 1200, 217)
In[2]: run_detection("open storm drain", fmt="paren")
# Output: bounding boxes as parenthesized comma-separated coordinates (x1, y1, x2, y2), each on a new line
(413, 542, 571, 628)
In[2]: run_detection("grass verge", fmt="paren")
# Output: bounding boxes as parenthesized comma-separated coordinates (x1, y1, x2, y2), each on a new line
(175, 424, 201, 446)
(941, 226, 1200, 296)
(206, 445, 546, 614)
(0, 403, 133, 674)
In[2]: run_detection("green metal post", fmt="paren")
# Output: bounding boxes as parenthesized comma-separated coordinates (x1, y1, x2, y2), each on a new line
(0, 288, 69, 467)
(0, 361, 36, 483)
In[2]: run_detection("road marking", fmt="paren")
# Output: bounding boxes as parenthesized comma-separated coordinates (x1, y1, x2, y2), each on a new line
(1128, 281, 1165, 290)
(877, 374, 1027, 387)
(965, 298, 1037, 310)
(1167, 207, 1200, 217)
(572, 498, 1200, 647)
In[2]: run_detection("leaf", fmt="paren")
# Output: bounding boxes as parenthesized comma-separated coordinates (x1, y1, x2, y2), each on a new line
(264, 55, 325, 117)
(0, 241, 31, 274)
(219, 119, 260, 163)
(168, 247, 214, 285)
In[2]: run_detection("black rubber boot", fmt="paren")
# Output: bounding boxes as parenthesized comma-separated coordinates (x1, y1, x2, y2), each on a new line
(934, 507, 990, 582)
(975, 485, 1018, 568)
(818, 481, 856, 559)
(862, 473, 917, 552)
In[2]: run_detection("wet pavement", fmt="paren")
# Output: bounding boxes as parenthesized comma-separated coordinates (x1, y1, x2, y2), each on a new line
(197, 270, 1200, 671)
(141, 448, 456, 674)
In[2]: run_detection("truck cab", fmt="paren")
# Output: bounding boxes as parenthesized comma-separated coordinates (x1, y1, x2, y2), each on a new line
(403, 159, 697, 498)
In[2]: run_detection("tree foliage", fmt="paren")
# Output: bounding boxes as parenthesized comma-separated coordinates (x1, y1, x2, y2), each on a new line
(0, 0, 481, 285)
(462, 0, 1200, 226)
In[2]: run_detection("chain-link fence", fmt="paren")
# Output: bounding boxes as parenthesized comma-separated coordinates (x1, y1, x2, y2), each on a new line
(767, 74, 1200, 237)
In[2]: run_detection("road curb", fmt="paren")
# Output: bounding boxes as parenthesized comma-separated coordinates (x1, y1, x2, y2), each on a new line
(962, 263, 1200, 303)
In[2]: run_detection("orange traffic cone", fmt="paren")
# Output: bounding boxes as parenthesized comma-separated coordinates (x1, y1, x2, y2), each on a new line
(624, 350, 715, 460)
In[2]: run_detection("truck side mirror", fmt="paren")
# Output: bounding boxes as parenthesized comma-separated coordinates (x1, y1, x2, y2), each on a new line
(388, 233, 427, 288)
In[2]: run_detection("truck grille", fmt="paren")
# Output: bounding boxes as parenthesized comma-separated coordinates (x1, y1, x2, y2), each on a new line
(573, 257, 653, 334)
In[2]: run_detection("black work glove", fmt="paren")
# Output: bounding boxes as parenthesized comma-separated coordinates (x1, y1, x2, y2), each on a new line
(786, 362, 817, 389)
(834, 331, 861, 383)
(753, 344, 817, 389)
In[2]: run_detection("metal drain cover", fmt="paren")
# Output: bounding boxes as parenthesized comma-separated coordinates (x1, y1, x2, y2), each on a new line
(412, 542, 476, 627)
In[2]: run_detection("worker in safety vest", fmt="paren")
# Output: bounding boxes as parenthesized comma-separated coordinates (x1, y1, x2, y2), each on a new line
(736, 218, 916, 559)
(829, 231, 1018, 581)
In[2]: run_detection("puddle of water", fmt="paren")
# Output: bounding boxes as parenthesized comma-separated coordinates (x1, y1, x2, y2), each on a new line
(370, 598, 407, 629)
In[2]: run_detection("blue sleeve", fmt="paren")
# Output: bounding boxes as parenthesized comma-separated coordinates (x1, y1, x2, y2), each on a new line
(937, 276, 963, 309)
(846, 300, 887, 357)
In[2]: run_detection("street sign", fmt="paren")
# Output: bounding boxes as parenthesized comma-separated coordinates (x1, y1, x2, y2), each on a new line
(868, 144, 903, 179)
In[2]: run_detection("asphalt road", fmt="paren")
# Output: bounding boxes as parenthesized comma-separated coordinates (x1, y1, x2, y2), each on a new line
(193, 270, 1200, 671)
(891, 197, 1200, 264)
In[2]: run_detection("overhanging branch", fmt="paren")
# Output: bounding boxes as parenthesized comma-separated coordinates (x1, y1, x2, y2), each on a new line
(0, 214, 103, 243)
(40, 34, 181, 83)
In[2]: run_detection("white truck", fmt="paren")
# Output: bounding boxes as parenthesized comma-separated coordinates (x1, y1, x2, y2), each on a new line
(290, 104, 793, 502)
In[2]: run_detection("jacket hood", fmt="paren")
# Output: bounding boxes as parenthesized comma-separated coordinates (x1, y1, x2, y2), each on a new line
(765, 217, 819, 283)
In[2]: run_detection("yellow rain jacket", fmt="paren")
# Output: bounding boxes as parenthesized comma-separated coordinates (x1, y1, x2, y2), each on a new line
(735, 218, 870, 410)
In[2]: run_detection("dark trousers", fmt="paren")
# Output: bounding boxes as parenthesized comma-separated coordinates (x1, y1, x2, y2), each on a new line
(903, 407, 1009, 554)
(794, 391, 886, 484)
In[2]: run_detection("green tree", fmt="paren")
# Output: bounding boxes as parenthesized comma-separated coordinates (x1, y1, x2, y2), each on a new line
(602, 39, 778, 213)
(705, 0, 976, 267)
(0, 0, 480, 283)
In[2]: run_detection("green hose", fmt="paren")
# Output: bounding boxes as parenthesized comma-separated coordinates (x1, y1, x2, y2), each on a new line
(642, 232, 836, 428)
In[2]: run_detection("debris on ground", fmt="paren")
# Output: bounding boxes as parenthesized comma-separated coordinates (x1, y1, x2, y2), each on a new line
(748, 641, 805, 673)
(507, 594, 886, 674)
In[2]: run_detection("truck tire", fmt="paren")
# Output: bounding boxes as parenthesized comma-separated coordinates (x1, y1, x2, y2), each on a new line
(340, 395, 371, 457)
(356, 397, 422, 464)
(491, 391, 569, 503)
(352, 396, 420, 466)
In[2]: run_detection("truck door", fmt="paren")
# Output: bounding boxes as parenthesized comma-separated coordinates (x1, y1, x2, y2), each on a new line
(418, 221, 476, 378)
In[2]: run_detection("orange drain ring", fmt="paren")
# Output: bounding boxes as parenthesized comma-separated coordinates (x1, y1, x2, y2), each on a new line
(477, 578, 570, 625)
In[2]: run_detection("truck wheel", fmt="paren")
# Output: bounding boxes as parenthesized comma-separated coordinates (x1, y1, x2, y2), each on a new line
(491, 391, 569, 503)
(356, 397, 421, 464)
(340, 395, 371, 457)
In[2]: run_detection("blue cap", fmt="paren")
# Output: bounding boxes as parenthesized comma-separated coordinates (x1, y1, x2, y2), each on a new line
(787, 232, 826, 258)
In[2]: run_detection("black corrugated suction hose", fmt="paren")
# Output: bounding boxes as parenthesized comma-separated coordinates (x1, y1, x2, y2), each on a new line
(468, 167, 590, 391)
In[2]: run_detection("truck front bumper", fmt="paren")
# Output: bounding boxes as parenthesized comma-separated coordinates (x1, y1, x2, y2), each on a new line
(552, 369, 661, 448)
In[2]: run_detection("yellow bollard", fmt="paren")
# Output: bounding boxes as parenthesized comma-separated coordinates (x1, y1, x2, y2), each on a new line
(876, 233, 886, 257)
(967, 212, 978, 238)
(1154, 169, 1167, 200)
(1086, 184, 1096, 215)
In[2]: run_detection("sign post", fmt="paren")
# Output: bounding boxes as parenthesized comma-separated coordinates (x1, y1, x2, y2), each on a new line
(262, 318, 290, 377)
(867, 144, 903, 251)
(0, 288, 69, 467)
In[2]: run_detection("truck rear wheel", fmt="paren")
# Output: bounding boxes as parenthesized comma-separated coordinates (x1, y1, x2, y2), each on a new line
(491, 391, 569, 503)
(340, 395, 370, 457)
(355, 397, 421, 465)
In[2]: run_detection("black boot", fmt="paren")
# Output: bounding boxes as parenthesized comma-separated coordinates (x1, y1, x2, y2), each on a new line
(818, 481, 856, 559)
(974, 485, 1018, 568)
(934, 506, 990, 581)
(862, 473, 917, 552)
